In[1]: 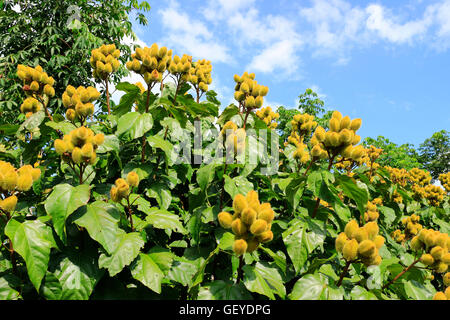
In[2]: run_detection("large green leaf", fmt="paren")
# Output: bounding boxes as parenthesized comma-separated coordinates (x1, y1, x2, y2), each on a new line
(147, 135, 174, 164)
(197, 163, 217, 191)
(289, 274, 328, 300)
(402, 279, 434, 300)
(116, 112, 153, 141)
(146, 183, 172, 210)
(99, 232, 145, 277)
(5, 219, 54, 291)
(130, 253, 164, 294)
(96, 134, 120, 154)
(140, 208, 187, 234)
(336, 174, 368, 215)
(198, 281, 252, 300)
(74, 201, 124, 254)
(44, 183, 91, 243)
(224, 175, 254, 199)
(350, 286, 378, 300)
(0, 276, 21, 300)
(53, 250, 104, 300)
(282, 219, 308, 274)
(243, 262, 285, 300)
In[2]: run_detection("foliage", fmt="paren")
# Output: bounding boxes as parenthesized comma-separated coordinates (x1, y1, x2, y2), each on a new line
(0, 0, 150, 126)
(363, 136, 422, 170)
(0, 19, 449, 301)
(418, 130, 450, 180)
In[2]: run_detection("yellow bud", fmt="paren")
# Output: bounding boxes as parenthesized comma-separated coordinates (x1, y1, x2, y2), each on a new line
(31, 168, 41, 181)
(433, 292, 447, 300)
(258, 206, 274, 224)
(441, 253, 450, 264)
(257, 230, 273, 243)
(332, 110, 343, 121)
(364, 221, 379, 240)
(233, 239, 248, 256)
(340, 116, 351, 130)
(30, 81, 39, 91)
(357, 240, 376, 258)
(54, 139, 67, 155)
(17, 174, 33, 191)
(342, 239, 358, 261)
(350, 118, 362, 131)
(435, 262, 448, 274)
(231, 219, 247, 236)
(0, 195, 18, 212)
(420, 253, 434, 266)
(410, 236, 423, 251)
(431, 246, 445, 261)
(241, 207, 257, 226)
(354, 228, 369, 243)
(250, 219, 268, 236)
(344, 220, 359, 239)
(93, 133, 105, 146)
(329, 118, 340, 132)
(218, 212, 233, 229)
(374, 235, 385, 249)
(126, 171, 139, 188)
(335, 232, 349, 253)
(443, 272, 450, 287)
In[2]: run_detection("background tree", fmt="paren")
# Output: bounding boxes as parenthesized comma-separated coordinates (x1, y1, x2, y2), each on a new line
(418, 130, 450, 180)
(0, 0, 150, 126)
(363, 136, 422, 170)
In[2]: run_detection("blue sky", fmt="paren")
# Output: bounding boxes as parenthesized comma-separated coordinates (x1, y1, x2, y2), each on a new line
(124, 0, 450, 147)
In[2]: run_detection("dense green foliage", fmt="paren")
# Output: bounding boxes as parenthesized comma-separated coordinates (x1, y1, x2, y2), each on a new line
(0, 0, 150, 126)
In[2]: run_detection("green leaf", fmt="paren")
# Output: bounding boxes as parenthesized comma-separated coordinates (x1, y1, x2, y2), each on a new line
(53, 249, 104, 300)
(286, 176, 306, 211)
(350, 286, 378, 300)
(0, 276, 21, 300)
(5, 219, 54, 291)
(147, 135, 174, 164)
(197, 163, 217, 191)
(282, 219, 308, 274)
(45, 120, 77, 135)
(289, 274, 328, 300)
(198, 281, 252, 300)
(99, 232, 145, 277)
(402, 279, 434, 300)
(336, 174, 368, 215)
(116, 112, 153, 141)
(224, 175, 254, 199)
(96, 135, 120, 154)
(140, 208, 187, 234)
(44, 184, 91, 243)
(146, 183, 172, 210)
(74, 201, 124, 254)
(130, 253, 164, 294)
(17, 111, 45, 134)
(243, 262, 285, 300)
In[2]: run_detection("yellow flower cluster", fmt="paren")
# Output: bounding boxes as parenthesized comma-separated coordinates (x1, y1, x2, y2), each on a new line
(423, 184, 445, 206)
(411, 229, 450, 274)
(110, 172, 139, 203)
(310, 111, 364, 162)
(439, 172, 450, 193)
(218, 190, 274, 256)
(62, 85, 100, 122)
(384, 166, 409, 187)
(408, 168, 431, 186)
(256, 106, 279, 129)
(219, 121, 246, 157)
(391, 214, 422, 243)
(293, 142, 310, 164)
(168, 54, 192, 79)
(233, 72, 268, 110)
(0, 162, 41, 212)
(188, 59, 212, 93)
(54, 127, 104, 165)
(434, 272, 450, 299)
(335, 219, 384, 266)
(17, 65, 55, 117)
(90, 44, 121, 80)
(126, 44, 172, 84)
(364, 200, 380, 222)
(433, 287, 450, 300)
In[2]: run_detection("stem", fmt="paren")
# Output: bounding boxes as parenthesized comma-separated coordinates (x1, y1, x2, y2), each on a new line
(303, 159, 314, 176)
(105, 77, 110, 115)
(9, 239, 16, 274)
(140, 86, 153, 164)
(382, 258, 421, 290)
(79, 164, 84, 185)
(126, 196, 134, 232)
(219, 163, 228, 210)
(243, 109, 251, 129)
(337, 260, 351, 287)
(236, 255, 244, 284)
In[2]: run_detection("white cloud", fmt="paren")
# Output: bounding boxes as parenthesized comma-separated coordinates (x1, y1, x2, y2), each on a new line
(365, 4, 433, 44)
(158, 2, 233, 63)
(247, 39, 301, 76)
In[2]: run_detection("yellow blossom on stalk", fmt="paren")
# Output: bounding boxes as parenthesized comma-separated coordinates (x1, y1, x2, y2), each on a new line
(218, 190, 275, 256)
(90, 44, 121, 80)
(256, 106, 279, 129)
